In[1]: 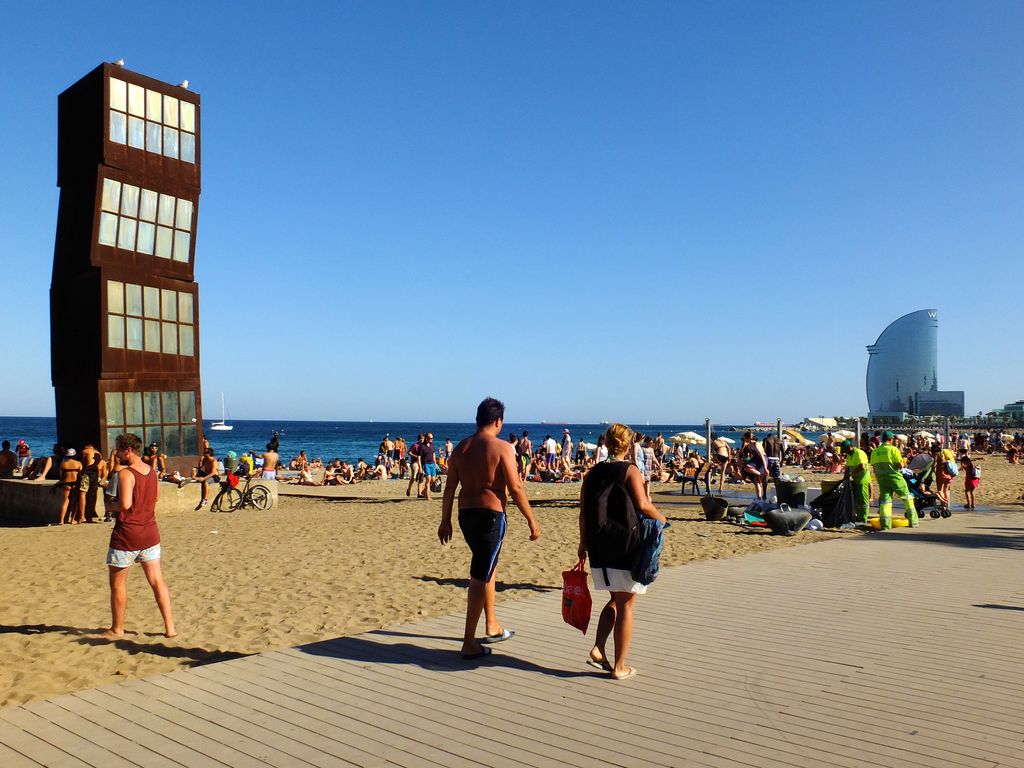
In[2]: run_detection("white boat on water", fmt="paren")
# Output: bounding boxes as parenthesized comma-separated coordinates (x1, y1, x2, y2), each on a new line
(210, 393, 233, 431)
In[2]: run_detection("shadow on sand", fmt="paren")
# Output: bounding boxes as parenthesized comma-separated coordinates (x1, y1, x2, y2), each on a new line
(413, 575, 559, 592)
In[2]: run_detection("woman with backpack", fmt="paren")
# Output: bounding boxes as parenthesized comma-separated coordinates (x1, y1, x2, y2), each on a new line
(578, 423, 667, 681)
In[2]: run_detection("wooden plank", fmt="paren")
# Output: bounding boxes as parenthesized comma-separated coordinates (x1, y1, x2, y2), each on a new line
(21, 700, 181, 768)
(0, 721, 92, 768)
(0, 738, 44, 768)
(0, 707, 135, 768)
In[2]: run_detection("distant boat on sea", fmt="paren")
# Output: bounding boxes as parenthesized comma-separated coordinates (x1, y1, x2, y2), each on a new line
(540, 421, 567, 425)
(210, 393, 233, 432)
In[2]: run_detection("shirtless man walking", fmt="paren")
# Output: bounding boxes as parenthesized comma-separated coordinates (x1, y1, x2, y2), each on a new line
(257, 443, 279, 481)
(438, 397, 541, 659)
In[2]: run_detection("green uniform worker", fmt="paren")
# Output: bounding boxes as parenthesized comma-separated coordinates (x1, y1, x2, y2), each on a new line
(869, 432, 918, 530)
(841, 440, 871, 522)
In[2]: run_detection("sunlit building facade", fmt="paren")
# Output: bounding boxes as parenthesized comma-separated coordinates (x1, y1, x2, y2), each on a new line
(866, 309, 963, 419)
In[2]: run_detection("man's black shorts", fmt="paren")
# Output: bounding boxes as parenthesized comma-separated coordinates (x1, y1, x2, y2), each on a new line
(458, 508, 506, 582)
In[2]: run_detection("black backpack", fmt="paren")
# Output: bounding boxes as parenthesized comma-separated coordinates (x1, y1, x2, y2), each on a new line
(584, 462, 641, 569)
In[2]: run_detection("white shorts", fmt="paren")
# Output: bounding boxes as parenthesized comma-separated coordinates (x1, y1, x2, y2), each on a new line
(591, 567, 647, 595)
(106, 544, 161, 568)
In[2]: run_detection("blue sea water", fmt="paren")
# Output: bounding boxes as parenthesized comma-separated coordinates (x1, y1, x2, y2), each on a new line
(0, 416, 795, 464)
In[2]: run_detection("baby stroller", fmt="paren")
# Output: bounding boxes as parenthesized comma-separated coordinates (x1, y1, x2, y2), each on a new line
(903, 469, 950, 518)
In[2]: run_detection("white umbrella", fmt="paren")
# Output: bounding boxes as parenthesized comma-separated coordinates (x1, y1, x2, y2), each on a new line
(673, 431, 707, 445)
(833, 430, 856, 440)
(583, 442, 597, 451)
(913, 430, 935, 439)
(719, 437, 735, 445)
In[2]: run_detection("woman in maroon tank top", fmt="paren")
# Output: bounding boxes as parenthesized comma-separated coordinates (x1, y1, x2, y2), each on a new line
(102, 433, 176, 640)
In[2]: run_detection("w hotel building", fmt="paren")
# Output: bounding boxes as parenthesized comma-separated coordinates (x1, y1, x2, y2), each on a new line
(51, 63, 203, 470)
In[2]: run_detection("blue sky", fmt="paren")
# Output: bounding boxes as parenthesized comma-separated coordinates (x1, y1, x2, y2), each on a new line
(2, 1, 1021, 423)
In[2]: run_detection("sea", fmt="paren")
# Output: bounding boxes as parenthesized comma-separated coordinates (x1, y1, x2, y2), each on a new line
(0, 417, 816, 463)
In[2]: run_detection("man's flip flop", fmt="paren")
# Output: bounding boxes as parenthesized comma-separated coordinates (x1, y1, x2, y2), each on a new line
(480, 628, 515, 644)
(586, 658, 613, 672)
(461, 647, 492, 660)
(611, 666, 638, 681)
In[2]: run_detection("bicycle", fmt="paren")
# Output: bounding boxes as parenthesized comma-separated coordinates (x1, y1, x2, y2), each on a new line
(212, 473, 273, 512)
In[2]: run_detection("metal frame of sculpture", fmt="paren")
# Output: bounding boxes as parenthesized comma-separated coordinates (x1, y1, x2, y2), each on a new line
(51, 63, 204, 471)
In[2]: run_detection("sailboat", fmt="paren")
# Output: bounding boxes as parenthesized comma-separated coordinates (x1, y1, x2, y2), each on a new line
(210, 393, 233, 431)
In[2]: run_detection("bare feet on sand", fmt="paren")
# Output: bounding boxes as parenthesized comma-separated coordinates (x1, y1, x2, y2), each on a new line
(99, 629, 124, 640)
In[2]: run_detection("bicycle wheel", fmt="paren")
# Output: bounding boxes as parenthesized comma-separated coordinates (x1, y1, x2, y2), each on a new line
(213, 487, 243, 512)
(250, 485, 272, 510)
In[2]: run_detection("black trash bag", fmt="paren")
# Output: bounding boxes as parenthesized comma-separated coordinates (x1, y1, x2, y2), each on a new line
(810, 480, 855, 528)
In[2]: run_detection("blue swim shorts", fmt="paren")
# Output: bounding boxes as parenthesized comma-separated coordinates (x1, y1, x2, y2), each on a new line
(423, 463, 439, 478)
(106, 544, 161, 568)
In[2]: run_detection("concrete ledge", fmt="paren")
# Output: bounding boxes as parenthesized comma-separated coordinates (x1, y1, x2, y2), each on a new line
(0, 477, 281, 526)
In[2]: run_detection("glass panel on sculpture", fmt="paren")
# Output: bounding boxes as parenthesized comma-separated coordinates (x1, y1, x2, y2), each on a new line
(143, 287, 158, 319)
(128, 83, 144, 117)
(107, 280, 123, 314)
(126, 318, 143, 351)
(179, 391, 196, 422)
(117, 217, 137, 251)
(109, 78, 127, 111)
(139, 189, 157, 221)
(101, 179, 121, 212)
(144, 319, 160, 352)
(98, 213, 118, 246)
(125, 392, 143, 425)
(145, 426, 163, 451)
(158, 194, 175, 226)
(144, 391, 161, 424)
(146, 121, 161, 153)
(155, 226, 173, 259)
(136, 222, 155, 254)
(162, 127, 179, 159)
(180, 132, 195, 164)
(162, 391, 179, 424)
(146, 89, 162, 121)
(180, 101, 195, 132)
(120, 184, 139, 217)
(178, 325, 193, 356)
(161, 289, 177, 321)
(163, 95, 179, 127)
(181, 424, 198, 455)
(178, 293, 193, 323)
(125, 283, 142, 316)
(175, 199, 193, 230)
(105, 392, 124, 425)
(107, 315, 124, 349)
(109, 110, 127, 144)
(172, 231, 190, 262)
(128, 116, 145, 149)
(161, 322, 177, 354)
(163, 426, 181, 458)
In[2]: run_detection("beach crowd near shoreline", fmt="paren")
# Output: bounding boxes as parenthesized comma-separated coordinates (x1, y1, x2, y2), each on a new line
(1, 420, 1023, 708)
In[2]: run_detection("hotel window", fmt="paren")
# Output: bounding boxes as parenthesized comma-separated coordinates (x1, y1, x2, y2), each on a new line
(105, 390, 199, 457)
(109, 77, 197, 164)
(98, 178, 193, 262)
(106, 280, 194, 357)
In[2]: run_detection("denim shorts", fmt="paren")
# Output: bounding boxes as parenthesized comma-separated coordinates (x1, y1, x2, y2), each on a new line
(106, 544, 161, 568)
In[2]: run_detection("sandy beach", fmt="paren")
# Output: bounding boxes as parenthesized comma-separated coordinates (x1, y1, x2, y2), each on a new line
(2, 457, 1022, 709)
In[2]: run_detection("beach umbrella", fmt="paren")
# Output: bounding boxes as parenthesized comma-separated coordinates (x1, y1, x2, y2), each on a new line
(677, 431, 707, 445)
(719, 437, 736, 444)
(583, 442, 597, 451)
(833, 430, 856, 440)
(913, 430, 935, 439)
(893, 433, 910, 443)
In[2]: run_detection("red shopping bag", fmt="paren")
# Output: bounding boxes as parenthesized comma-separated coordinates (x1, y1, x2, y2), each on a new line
(561, 559, 592, 634)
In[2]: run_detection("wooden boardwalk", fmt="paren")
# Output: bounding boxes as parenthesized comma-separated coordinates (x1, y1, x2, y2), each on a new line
(2, 510, 1023, 767)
